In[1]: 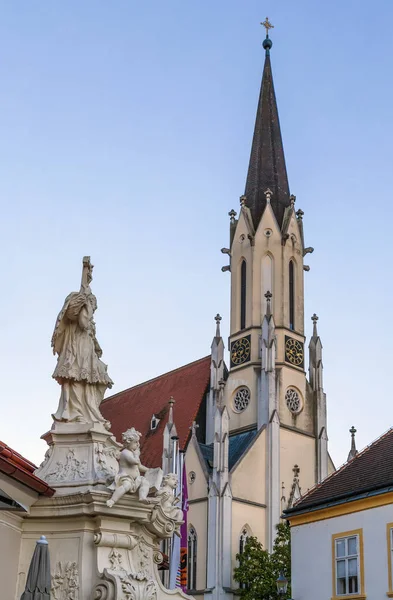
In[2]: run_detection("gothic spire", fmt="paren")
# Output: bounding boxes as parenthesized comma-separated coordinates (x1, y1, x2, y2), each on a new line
(244, 26, 290, 229)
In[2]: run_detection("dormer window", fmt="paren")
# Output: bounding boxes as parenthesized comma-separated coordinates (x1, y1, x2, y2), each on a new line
(150, 414, 160, 431)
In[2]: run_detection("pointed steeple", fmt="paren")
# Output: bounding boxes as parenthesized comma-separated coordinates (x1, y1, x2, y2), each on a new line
(244, 24, 290, 229)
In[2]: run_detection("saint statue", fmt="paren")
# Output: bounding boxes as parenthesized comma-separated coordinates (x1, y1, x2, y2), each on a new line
(51, 257, 113, 428)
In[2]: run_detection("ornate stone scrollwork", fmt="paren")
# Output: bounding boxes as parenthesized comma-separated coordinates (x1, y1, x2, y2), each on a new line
(51, 561, 80, 600)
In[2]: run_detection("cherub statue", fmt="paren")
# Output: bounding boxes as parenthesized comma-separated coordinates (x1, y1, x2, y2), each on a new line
(106, 428, 162, 507)
(154, 473, 183, 523)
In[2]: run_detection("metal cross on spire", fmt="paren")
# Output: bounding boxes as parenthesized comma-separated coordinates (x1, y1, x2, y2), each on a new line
(261, 17, 274, 37)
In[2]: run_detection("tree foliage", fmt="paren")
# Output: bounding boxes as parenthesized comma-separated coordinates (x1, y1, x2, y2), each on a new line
(233, 522, 291, 600)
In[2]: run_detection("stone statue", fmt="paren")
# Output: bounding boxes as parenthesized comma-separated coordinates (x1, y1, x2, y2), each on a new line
(106, 428, 162, 507)
(154, 473, 183, 522)
(51, 257, 113, 429)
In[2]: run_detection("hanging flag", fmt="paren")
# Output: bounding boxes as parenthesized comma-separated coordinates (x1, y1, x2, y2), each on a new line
(178, 458, 189, 592)
(169, 450, 182, 589)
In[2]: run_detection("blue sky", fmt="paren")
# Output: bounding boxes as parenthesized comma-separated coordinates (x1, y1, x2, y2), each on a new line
(1, 1, 392, 469)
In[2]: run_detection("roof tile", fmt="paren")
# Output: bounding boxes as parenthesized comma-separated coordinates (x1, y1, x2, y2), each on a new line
(288, 427, 393, 513)
(101, 356, 211, 468)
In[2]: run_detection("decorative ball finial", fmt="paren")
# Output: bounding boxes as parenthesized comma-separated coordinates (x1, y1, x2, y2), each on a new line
(168, 396, 175, 407)
(312, 313, 319, 325)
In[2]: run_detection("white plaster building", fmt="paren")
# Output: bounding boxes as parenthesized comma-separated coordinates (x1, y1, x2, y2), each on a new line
(285, 428, 393, 600)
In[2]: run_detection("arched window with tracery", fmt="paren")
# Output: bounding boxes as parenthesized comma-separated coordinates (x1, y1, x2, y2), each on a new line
(240, 260, 247, 330)
(187, 526, 197, 590)
(289, 260, 295, 331)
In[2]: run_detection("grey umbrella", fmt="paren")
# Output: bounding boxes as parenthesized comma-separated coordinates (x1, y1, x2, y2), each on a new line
(20, 536, 51, 600)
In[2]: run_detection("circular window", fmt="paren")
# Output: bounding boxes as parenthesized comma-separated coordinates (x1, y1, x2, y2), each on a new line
(233, 387, 250, 412)
(285, 388, 302, 414)
(264, 228, 273, 237)
(188, 471, 196, 485)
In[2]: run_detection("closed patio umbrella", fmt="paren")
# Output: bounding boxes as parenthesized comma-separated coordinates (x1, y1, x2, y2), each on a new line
(20, 535, 51, 600)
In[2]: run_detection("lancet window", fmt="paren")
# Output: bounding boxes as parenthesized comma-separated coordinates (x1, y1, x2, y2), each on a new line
(289, 260, 295, 330)
(240, 260, 247, 330)
(187, 526, 197, 590)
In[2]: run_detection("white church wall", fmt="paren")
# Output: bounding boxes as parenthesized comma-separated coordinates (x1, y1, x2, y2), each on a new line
(224, 369, 258, 432)
(188, 500, 208, 590)
(185, 443, 208, 501)
(231, 430, 266, 505)
(291, 502, 393, 600)
(280, 428, 316, 501)
(231, 501, 266, 581)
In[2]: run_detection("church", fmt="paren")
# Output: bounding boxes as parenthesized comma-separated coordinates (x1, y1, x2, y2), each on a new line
(101, 25, 335, 599)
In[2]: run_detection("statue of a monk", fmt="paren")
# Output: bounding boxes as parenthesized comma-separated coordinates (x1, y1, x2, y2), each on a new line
(51, 257, 113, 429)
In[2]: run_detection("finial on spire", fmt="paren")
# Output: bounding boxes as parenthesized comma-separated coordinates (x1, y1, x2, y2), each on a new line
(290, 194, 296, 208)
(296, 209, 304, 221)
(168, 396, 175, 424)
(228, 209, 237, 224)
(261, 18, 274, 54)
(265, 290, 272, 316)
(215, 313, 222, 337)
(189, 421, 199, 437)
(311, 313, 319, 337)
(347, 426, 358, 461)
(240, 195, 247, 208)
(264, 188, 273, 204)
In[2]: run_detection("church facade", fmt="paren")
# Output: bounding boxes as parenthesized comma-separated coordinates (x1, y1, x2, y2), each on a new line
(102, 31, 334, 600)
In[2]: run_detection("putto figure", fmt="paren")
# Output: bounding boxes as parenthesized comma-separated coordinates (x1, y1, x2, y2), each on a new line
(51, 257, 113, 428)
(106, 428, 162, 507)
(155, 473, 183, 522)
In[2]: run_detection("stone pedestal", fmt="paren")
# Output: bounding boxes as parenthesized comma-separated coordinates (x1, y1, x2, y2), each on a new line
(19, 491, 191, 600)
(34, 422, 122, 496)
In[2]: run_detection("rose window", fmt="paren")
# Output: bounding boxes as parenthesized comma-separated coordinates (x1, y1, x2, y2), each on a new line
(285, 388, 302, 414)
(234, 387, 250, 412)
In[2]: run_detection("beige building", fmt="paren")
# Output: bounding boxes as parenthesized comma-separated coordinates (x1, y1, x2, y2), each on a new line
(102, 30, 334, 600)
(0, 440, 54, 600)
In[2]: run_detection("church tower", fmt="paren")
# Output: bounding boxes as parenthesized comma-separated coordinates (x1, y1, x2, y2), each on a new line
(219, 24, 329, 556)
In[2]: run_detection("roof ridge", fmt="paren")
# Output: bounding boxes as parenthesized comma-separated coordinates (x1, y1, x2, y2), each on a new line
(103, 355, 211, 403)
(294, 426, 393, 507)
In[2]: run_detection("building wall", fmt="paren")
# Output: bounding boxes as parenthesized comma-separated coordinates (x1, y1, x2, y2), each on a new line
(280, 428, 316, 499)
(185, 442, 208, 590)
(291, 502, 393, 600)
(0, 473, 40, 600)
(231, 430, 266, 505)
(188, 499, 208, 591)
(231, 501, 265, 585)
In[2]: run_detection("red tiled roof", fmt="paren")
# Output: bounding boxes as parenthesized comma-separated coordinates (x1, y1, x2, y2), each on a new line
(0, 441, 55, 497)
(101, 356, 211, 468)
(287, 427, 393, 514)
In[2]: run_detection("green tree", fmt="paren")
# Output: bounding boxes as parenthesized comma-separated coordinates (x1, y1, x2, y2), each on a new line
(233, 523, 291, 600)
